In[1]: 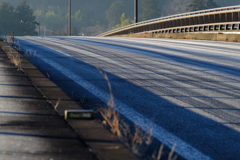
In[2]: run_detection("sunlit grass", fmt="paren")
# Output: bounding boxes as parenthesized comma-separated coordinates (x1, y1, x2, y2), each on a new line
(97, 68, 178, 159)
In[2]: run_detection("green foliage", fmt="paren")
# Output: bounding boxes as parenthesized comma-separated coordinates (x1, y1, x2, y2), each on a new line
(72, 26, 79, 36)
(106, 1, 125, 27)
(0, 0, 37, 36)
(0, 0, 222, 36)
(74, 10, 82, 22)
(206, 0, 218, 9)
(112, 13, 133, 29)
(140, 0, 160, 21)
(0, 2, 15, 34)
(186, 0, 206, 12)
(45, 11, 63, 29)
(186, 0, 218, 12)
(16, 0, 37, 36)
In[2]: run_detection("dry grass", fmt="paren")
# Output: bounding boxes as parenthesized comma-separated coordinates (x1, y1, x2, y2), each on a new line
(5, 36, 14, 44)
(97, 68, 121, 137)
(54, 98, 61, 110)
(120, 122, 152, 157)
(8, 54, 22, 70)
(2, 47, 22, 70)
(20, 48, 37, 59)
(79, 94, 87, 105)
(155, 144, 164, 160)
(96, 68, 153, 150)
(1, 36, 22, 70)
(98, 106, 121, 137)
(168, 144, 178, 160)
(152, 143, 178, 160)
(96, 68, 179, 160)
(14, 40, 22, 52)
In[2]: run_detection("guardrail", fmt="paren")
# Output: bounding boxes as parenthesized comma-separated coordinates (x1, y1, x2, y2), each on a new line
(98, 5, 240, 37)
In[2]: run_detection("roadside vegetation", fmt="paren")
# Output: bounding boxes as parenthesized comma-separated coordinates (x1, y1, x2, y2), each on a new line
(97, 68, 178, 160)
(1, 37, 23, 70)
(2, 0, 238, 36)
(0, 0, 37, 36)
(6, 48, 22, 70)
(186, 0, 218, 12)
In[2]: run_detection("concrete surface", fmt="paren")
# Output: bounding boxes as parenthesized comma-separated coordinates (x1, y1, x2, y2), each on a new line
(0, 42, 98, 160)
(0, 40, 139, 160)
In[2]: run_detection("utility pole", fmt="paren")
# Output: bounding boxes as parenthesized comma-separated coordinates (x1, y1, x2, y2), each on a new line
(134, 0, 138, 23)
(38, 22, 40, 36)
(68, 0, 71, 36)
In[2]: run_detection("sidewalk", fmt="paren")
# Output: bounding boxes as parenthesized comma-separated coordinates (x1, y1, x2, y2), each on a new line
(0, 41, 97, 160)
(0, 40, 139, 160)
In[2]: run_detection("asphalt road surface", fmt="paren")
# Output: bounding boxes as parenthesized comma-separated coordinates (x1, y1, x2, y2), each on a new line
(15, 36, 240, 160)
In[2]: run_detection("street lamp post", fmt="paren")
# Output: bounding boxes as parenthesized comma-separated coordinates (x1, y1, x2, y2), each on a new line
(33, 21, 40, 36)
(134, 0, 138, 23)
(68, 0, 71, 36)
(21, 20, 40, 36)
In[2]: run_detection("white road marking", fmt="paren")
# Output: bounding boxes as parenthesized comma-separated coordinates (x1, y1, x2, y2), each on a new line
(25, 45, 212, 160)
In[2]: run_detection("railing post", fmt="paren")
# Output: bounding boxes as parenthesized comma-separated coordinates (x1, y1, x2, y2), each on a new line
(239, 12, 240, 21)
(217, 14, 219, 22)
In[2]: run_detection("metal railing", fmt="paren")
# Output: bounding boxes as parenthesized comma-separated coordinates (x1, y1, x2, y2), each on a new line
(98, 5, 240, 37)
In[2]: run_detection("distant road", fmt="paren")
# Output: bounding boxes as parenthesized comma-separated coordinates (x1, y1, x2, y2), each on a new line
(16, 36, 240, 160)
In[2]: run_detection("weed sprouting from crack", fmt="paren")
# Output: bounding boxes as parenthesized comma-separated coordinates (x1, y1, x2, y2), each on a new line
(168, 143, 178, 160)
(97, 68, 121, 137)
(79, 94, 87, 105)
(154, 144, 164, 160)
(96, 68, 178, 159)
(98, 106, 121, 137)
(6, 48, 23, 71)
(120, 121, 153, 158)
(97, 68, 114, 108)
(25, 49, 37, 59)
(54, 98, 61, 110)
(152, 143, 178, 160)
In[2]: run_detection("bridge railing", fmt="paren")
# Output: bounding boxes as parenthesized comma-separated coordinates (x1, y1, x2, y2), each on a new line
(98, 5, 240, 37)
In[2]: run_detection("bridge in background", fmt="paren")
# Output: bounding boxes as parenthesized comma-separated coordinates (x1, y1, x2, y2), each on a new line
(98, 5, 240, 37)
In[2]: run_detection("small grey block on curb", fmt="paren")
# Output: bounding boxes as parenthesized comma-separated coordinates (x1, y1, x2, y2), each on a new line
(65, 110, 94, 120)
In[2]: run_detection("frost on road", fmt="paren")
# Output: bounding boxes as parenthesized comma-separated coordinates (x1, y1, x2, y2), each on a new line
(16, 36, 240, 160)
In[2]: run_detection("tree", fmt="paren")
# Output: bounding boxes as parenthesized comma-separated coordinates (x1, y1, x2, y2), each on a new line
(186, 0, 218, 12)
(140, 0, 160, 21)
(112, 13, 133, 29)
(15, 0, 37, 36)
(72, 26, 79, 36)
(186, 0, 206, 12)
(206, 0, 218, 9)
(106, 1, 125, 27)
(0, 2, 15, 35)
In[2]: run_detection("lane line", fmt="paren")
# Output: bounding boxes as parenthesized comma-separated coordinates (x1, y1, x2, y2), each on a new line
(22, 43, 213, 160)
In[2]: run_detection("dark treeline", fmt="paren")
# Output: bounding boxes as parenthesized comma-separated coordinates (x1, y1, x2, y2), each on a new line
(0, 0, 36, 36)
(0, 0, 239, 36)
